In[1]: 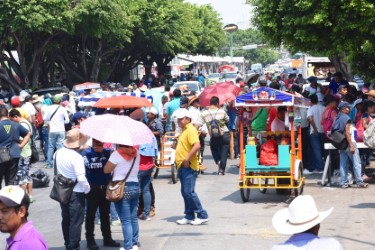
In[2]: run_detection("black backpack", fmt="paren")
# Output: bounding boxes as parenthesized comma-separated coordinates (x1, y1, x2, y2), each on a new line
(208, 109, 222, 139)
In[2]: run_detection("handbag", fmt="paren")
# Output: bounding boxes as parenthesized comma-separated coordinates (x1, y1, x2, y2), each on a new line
(106, 157, 136, 202)
(0, 124, 17, 164)
(331, 130, 349, 150)
(49, 151, 77, 204)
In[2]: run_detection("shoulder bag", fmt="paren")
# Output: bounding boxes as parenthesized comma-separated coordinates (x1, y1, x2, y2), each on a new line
(331, 130, 349, 150)
(0, 124, 17, 163)
(49, 151, 77, 204)
(106, 157, 136, 202)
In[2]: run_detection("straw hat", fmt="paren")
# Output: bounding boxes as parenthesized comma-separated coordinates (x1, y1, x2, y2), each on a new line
(139, 85, 148, 92)
(272, 195, 333, 235)
(188, 95, 199, 106)
(63, 128, 88, 148)
(32, 94, 42, 103)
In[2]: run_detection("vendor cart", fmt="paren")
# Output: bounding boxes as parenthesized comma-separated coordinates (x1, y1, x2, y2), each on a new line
(154, 132, 179, 184)
(235, 87, 310, 202)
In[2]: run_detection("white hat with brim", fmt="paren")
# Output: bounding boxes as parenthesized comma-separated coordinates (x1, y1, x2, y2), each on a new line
(139, 85, 148, 92)
(63, 128, 88, 148)
(272, 195, 333, 235)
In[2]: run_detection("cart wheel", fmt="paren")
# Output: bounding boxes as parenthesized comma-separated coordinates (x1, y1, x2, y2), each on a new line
(239, 181, 250, 202)
(153, 168, 159, 179)
(259, 178, 268, 194)
(293, 164, 304, 196)
(171, 164, 178, 184)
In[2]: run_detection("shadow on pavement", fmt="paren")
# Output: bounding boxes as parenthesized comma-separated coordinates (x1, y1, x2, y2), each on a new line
(162, 216, 183, 222)
(220, 189, 290, 204)
(350, 203, 375, 209)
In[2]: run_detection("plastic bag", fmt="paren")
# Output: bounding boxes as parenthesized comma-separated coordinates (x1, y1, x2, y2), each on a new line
(259, 140, 278, 166)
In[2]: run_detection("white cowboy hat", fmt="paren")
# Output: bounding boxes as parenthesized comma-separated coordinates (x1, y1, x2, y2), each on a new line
(272, 195, 333, 235)
(139, 85, 148, 92)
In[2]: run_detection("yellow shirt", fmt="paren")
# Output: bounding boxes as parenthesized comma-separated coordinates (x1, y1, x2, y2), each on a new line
(9, 108, 30, 121)
(175, 123, 200, 171)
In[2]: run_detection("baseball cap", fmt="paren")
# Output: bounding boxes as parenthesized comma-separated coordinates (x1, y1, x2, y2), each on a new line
(338, 84, 348, 90)
(353, 98, 363, 107)
(176, 108, 192, 119)
(72, 112, 87, 124)
(11, 96, 20, 107)
(53, 95, 62, 104)
(0, 185, 30, 208)
(338, 101, 350, 110)
(307, 76, 318, 83)
(24, 95, 32, 102)
(180, 96, 189, 108)
(146, 107, 158, 115)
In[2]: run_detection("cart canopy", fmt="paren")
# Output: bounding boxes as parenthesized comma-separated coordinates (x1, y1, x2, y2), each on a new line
(235, 87, 310, 108)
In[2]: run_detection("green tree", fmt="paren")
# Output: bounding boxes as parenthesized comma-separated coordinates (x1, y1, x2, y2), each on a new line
(220, 29, 279, 66)
(248, 0, 375, 80)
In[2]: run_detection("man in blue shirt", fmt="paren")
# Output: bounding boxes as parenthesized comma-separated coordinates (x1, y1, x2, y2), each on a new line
(82, 139, 119, 249)
(166, 89, 182, 131)
(0, 105, 31, 188)
(329, 72, 349, 94)
(272, 195, 343, 250)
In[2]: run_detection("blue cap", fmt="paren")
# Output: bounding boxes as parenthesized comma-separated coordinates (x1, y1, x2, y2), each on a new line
(78, 90, 85, 94)
(338, 101, 350, 110)
(72, 112, 87, 124)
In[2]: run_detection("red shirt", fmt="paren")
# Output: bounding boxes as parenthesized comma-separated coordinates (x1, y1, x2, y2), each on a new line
(139, 155, 154, 171)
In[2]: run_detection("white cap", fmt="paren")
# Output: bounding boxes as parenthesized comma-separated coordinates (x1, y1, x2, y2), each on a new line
(147, 107, 158, 115)
(0, 185, 29, 207)
(175, 108, 192, 119)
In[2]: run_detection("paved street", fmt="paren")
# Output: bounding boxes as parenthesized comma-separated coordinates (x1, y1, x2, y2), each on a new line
(1, 149, 375, 250)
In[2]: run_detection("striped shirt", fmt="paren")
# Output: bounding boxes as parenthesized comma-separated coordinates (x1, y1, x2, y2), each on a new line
(197, 107, 230, 133)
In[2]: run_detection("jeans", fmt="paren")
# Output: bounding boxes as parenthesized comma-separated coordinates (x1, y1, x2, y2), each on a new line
(309, 133, 324, 170)
(138, 168, 153, 216)
(110, 202, 119, 221)
(219, 132, 230, 173)
(115, 182, 139, 250)
(301, 127, 311, 170)
(340, 142, 363, 186)
(85, 185, 112, 241)
(0, 158, 20, 187)
(47, 131, 65, 168)
(178, 166, 208, 220)
(41, 126, 49, 160)
(60, 192, 85, 250)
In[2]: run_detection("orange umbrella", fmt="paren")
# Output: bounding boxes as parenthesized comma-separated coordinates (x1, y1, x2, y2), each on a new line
(93, 95, 153, 109)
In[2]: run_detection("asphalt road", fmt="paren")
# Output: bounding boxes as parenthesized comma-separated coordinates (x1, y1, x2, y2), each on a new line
(1, 149, 375, 250)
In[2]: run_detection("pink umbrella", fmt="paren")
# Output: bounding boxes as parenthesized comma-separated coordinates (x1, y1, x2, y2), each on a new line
(199, 82, 242, 107)
(80, 114, 154, 146)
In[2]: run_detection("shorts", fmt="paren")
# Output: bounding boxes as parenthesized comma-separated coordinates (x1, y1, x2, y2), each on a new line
(16, 156, 32, 185)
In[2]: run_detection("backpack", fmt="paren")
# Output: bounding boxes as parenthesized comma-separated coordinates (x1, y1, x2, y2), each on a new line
(33, 104, 44, 128)
(364, 119, 375, 148)
(208, 109, 222, 139)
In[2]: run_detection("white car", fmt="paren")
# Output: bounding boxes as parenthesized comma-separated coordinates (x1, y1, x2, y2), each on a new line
(171, 81, 203, 95)
(219, 72, 238, 84)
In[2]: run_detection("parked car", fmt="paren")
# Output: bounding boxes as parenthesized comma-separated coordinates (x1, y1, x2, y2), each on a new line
(219, 72, 238, 84)
(171, 81, 202, 95)
(206, 73, 221, 86)
(32, 87, 66, 96)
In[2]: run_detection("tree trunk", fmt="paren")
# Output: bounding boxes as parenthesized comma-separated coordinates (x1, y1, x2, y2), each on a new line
(329, 54, 353, 81)
(155, 54, 174, 76)
(90, 40, 103, 82)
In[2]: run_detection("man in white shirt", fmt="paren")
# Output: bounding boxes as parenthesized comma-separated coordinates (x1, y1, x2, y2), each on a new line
(307, 94, 325, 172)
(272, 195, 343, 250)
(271, 107, 287, 132)
(21, 95, 37, 142)
(55, 128, 90, 250)
(43, 95, 70, 168)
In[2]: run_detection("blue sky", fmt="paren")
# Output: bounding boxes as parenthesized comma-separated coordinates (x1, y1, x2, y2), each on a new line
(186, 0, 253, 29)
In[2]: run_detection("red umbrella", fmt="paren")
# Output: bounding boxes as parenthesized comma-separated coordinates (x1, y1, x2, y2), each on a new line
(93, 95, 152, 109)
(199, 82, 242, 107)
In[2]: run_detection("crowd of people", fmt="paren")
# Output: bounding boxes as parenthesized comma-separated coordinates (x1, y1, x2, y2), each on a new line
(0, 69, 374, 249)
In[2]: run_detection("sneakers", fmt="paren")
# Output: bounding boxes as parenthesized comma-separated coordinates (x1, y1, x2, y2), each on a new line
(341, 184, 350, 189)
(176, 218, 192, 225)
(303, 169, 312, 175)
(355, 182, 368, 188)
(132, 245, 139, 250)
(111, 219, 121, 226)
(138, 213, 151, 221)
(190, 218, 209, 225)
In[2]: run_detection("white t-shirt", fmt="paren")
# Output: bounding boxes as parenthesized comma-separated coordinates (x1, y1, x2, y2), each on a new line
(55, 147, 90, 193)
(271, 117, 287, 132)
(43, 104, 70, 132)
(21, 102, 37, 122)
(109, 151, 140, 183)
(307, 104, 325, 134)
(305, 85, 324, 102)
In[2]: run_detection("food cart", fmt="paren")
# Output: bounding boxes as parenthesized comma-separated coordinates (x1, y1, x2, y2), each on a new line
(235, 87, 310, 202)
